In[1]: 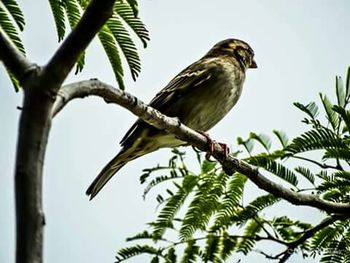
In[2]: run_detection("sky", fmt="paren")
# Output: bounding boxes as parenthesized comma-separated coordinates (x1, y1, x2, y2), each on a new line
(1, 0, 350, 262)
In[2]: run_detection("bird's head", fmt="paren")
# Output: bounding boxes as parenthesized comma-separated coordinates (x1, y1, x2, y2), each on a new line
(206, 38, 257, 70)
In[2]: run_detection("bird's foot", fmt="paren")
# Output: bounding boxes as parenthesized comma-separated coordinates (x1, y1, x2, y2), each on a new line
(218, 142, 230, 158)
(197, 131, 229, 161)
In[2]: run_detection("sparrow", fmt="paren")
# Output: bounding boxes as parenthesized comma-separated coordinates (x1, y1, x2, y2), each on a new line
(86, 38, 257, 199)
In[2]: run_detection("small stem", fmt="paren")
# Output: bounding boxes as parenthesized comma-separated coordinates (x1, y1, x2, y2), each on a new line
(276, 215, 346, 263)
(160, 233, 288, 253)
(291, 155, 340, 170)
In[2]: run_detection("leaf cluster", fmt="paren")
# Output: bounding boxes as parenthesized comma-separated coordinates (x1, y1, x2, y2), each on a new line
(116, 68, 350, 262)
(1, 0, 149, 90)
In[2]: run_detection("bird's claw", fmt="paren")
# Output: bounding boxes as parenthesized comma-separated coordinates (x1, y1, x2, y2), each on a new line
(218, 142, 230, 158)
(197, 131, 229, 161)
(197, 131, 215, 161)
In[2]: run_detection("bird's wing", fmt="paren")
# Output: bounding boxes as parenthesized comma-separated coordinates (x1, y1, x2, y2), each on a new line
(149, 62, 213, 109)
(120, 59, 216, 147)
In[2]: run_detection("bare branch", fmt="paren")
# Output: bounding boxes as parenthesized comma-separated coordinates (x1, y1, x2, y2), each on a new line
(43, 0, 115, 89)
(53, 79, 350, 216)
(0, 28, 33, 82)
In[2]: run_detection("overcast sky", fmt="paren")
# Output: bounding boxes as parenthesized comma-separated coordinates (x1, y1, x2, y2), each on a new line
(1, 1, 350, 262)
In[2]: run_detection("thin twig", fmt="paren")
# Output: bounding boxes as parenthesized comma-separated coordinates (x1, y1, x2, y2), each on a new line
(291, 155, 340, 170)
(252, 216, 277, 240)
(160, 234, 287, 253)
(277, 214, 346, 262)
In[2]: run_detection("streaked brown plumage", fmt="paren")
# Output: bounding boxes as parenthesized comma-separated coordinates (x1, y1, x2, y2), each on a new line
(86, 38, 257, 199)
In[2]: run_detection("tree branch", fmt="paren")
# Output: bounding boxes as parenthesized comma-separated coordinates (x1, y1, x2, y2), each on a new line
(0, 28, 33, 83)
(277, 214, 346, 262)
(43, 0, 115, 89)
(14, 1, 117, 263)
(52, 79, 350, 216)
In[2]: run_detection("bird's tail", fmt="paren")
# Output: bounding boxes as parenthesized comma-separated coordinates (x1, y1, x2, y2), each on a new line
(86, 148, 138, 200)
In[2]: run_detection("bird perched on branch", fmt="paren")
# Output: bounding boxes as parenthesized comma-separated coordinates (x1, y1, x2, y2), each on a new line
(86, 38, 257, 199)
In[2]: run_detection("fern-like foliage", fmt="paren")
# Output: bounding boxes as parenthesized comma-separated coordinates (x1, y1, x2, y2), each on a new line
(115, 69, 350, 262)
(1, 0, 149, 91)
(0, 0, 25, 91)
(115, 245, 163, 262)
(179, 171, 227, 240)
(48, 0, 65, 40)
(48, 0, 150, 89)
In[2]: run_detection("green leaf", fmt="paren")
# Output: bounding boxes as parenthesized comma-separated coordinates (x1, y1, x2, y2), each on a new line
(336, 76, 346, 108)
(115, 1, 150, 48)
(6, 67, 20, 91)
(294, 166, 315, 185)
(320, 241, 346, 263)
(333, 105, 350, 133)
(182, 175, 198, 192)
(248, 155, 298, 186)
(125, 0, 139, 17)
(213, 174, 247, 230)
(202, 234, 220, 262)
(237, 137, 254, 155)
(107, 15, 141, 80)
(220, 232, 237, 260)
(286, 127, 344, 154)
(271, 216, 312, 242)
(63, 0, 80, 27)
(201, 159, 217, 173)
(180, 173, 227, 240)
(151, 180, 196, 237)
(324, 147, 350, 161)
(294, 101, 319, 119)
(317, 171, 350, 200)
(63, 0, 86, 73)
(115, 245, 161, 262)
(126, 231, 159, 242)
(310, 220, 349, 262)
(0, 3, 25, 90)
(143, 171, 184, 198)
(322, 189, 343, 202)
(320, 93, 339, 131)
(98, 25, 125, 89)
(238, 194, 280, 222)
(273, 130, 289, 148)
(237, 219, 261, 255)
(164, 247, 177, 263)
(346, 67, 350, 102)
(249, 132, 271, 152)
(150, 256, 159, 263)
(0, 5, 24, 54)
(1, 0, 25, 31)
(181, 240, 199, 263)
(48, 0, 66, 40)
(334, 171, 350, 180)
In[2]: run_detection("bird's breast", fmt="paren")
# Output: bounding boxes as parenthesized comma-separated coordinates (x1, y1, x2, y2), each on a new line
(179, 65, 245, 131)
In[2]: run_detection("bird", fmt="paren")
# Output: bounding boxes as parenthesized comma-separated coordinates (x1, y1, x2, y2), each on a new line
(86, 38, 257, 199)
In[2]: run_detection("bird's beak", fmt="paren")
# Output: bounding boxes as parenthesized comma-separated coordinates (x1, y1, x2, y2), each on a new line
(249, 59, 258, 68)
